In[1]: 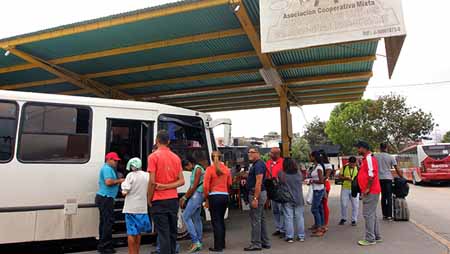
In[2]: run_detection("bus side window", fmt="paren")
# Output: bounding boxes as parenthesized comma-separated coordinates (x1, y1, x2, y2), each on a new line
(0, 101, 18, 163)
(18, 103, 92, 163)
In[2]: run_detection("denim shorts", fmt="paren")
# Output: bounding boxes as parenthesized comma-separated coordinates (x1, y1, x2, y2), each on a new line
(125, 213, 151, 236)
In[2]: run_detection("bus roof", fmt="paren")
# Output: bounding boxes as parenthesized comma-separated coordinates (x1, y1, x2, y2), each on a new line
(0, 90, 210, 119)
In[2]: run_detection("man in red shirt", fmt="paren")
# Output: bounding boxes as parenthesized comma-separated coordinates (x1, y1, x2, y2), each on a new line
(265, 147, 285, 236)
(147, 130, 185, 254)
(355, 141, 382, 246)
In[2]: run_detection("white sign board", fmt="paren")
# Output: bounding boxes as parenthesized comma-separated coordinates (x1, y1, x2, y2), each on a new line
(261, 0, 407, 53)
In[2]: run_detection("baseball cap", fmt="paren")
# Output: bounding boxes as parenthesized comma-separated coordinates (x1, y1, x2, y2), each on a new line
(354, 141, 370, 150)
(126, 157, 142, 171)
(105, 152, 121, 161)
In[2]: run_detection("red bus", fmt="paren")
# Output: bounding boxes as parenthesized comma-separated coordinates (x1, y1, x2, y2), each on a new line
(396, 144, 450, 184)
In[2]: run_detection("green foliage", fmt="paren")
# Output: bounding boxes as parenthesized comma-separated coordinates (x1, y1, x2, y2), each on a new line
(291, 137, 311, 163)
(443, 131, 450, 143)
(260, 153, 270, 162)
(303, 117, 333, 145)
(325, 94, 434, 153)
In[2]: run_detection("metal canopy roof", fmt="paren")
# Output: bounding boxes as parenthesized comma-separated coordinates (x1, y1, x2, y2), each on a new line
(0, 0, 378, 112)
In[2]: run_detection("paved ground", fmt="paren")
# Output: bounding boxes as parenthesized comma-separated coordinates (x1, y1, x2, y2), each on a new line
(408, 183, 450, 242)
(77, 183, 450, 254)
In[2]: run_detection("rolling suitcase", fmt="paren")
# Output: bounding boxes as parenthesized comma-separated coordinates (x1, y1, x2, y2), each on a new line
(394, 198, 410, 221)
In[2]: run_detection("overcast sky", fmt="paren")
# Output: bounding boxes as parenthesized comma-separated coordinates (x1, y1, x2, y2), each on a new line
(1, 0, 449, 138)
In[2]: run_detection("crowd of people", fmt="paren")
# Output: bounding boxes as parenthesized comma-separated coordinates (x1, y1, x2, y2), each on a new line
(94, 131, 402, 253)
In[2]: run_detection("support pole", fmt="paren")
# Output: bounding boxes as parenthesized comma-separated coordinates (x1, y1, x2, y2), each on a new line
(279, 87, 292, 157)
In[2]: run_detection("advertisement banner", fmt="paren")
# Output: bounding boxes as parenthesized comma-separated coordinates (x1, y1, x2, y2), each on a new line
(261, 0, 406, 53)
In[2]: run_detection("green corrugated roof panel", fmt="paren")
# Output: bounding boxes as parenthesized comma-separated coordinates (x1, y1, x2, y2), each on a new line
(272, 41, 379, 65)
(0, 49, 26, 68)
(16, 83, 80, 94)
(95, 56, 261, 86)
(280, 61, 374, 80)
(0, 69, 57, 85)
(126, 72, 263, 95)
(60, 36, 255, 75)
(289, 79, 370, 88)
(10, 4, 241, 61)
(294, 91, 363, 99)
(243, 0, 260, 25)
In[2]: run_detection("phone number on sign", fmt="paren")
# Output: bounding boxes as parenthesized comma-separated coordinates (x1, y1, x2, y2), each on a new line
(362, 26, 402, 36)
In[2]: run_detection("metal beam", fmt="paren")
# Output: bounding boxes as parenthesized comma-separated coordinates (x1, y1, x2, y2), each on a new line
(0, 28, 246, 75)
(0, 0, 230, 48)
(5, 47, 132, 99)
(286, 72, 373, 85)
(136, 81, 265, 99)
(179, 90, 364, 108)
(278, 56, 376, 71)
(155, 89, 275, 104)
(166, 86, 366, 105)
(85, 51, 256, 79)
(291, 81, 368, 91)
(173, 94, 279, 107)
(197, 96, 362, 112)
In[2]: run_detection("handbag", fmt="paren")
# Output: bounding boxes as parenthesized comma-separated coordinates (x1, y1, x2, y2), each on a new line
(306, 185, 313, 205)
(351, 170, 360, 198)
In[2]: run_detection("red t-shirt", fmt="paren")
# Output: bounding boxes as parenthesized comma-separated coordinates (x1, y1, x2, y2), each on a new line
(147, 146, 182, 201)
(358, 152, 381, 195)
(203, 163, 232, 194)
(266, 158, 284, 179)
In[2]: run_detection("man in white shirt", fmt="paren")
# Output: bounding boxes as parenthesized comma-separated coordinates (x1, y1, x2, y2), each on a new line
(375, 143, 402, 221)
(122, 158, 151, 254)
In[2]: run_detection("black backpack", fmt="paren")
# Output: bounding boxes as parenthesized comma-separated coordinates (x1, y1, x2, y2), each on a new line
(264, 167, 293, 203)
(351, 171, 360, 198)
(393, 177, 409, 198)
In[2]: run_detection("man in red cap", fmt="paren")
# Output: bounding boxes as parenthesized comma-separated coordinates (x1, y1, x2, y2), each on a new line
(96, 152, 125, 254)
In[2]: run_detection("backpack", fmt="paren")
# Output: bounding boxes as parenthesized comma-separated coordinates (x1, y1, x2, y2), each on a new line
(264, 167, 293, 203)
(393, 177, 409, 198)
(351, 170, 360, 198)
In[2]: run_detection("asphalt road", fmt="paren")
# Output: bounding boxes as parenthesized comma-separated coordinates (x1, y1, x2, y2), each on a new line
(408, 183, 450, 242)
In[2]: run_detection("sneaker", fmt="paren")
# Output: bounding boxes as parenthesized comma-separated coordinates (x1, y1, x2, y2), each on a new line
(358, 240, 376, 246)
(339, 219, 346, 225)
(376, 238, 383, 243)
(188, 243, 201, 253)
(297, 237, 305, 242)
(351, 221, 357, 226)
(387, 217, 394, 221)
(285, 238, 294, 243)
(272, 230, 282, 236)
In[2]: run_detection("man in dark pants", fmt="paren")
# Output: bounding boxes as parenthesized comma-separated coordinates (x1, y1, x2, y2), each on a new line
(375, 143, 403, 221)
(244, 147, 271, 251)
(96, 152, 124, 254)
(147, 130, 185, 254)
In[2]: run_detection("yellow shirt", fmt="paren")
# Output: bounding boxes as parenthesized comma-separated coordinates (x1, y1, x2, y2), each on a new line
(341, 165, 358, 190)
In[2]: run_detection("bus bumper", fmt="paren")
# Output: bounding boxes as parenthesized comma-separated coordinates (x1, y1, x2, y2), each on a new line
(421, 172, 450, 182)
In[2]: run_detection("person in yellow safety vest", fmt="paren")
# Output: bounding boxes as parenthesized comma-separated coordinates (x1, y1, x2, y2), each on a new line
(338, 156, 359, 226)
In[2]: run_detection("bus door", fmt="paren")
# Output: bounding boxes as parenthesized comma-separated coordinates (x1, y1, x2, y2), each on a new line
(106, 119, 153, 174)
(106, 119, 153, 237)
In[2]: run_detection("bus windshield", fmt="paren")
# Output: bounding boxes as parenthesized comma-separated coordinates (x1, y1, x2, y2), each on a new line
(158, 114, 210, 167)
(423, 145, 450, 160)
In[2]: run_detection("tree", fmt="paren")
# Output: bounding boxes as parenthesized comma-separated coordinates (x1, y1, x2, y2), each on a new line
(291, 137, 311, 163)
(443, 131, 450, 143)
(325, 94, 434, 154)
(303, 117, 333, 145)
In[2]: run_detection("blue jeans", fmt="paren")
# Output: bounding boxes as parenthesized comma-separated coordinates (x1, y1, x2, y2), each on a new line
(283, 203, 305, 239)
(272, 201, 285, 232)
(182, 191, 204, 244)
(311, 190, 325, 227)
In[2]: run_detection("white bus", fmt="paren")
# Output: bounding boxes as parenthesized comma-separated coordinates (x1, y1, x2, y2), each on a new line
(0, 90, 222, 244)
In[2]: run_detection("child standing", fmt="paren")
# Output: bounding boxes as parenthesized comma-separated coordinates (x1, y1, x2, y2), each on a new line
(121, 158, 151, 254)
